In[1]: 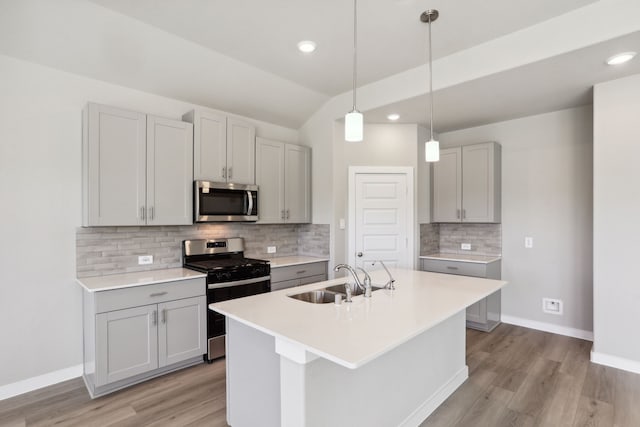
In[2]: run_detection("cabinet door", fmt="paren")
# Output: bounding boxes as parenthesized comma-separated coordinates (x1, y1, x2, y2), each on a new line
(255, 138, 285, 223)
(462, 142, 499, 222)
(227, 117, 256, 184)
(158, 296, 207, 367)
(431, 147, 462, 222)
(190, 110, 227, 182)
(95, 305, 158, 386)
(466, 299, 487, 324)
(146, 116, 193, 225)
(84, 103, 146, 226)
(284, 144, 311, 223)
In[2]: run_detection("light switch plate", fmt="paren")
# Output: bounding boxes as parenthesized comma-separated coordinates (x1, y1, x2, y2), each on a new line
(267, 246, 277, 254)
(525, 237, 533, 248)
(138, 255, 153, 265)
(461, 243, 471, 250)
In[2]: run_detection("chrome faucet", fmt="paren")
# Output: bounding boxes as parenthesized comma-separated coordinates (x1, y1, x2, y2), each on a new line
(334, 263, 373, 298)
(372, 260, 396, 290)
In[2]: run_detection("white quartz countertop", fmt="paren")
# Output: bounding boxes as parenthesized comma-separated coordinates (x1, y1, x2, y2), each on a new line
(210, 268, 506, 369)
(77, 268, 206, 292)
(266, 256, 329, 268)
(420, 253, 501, 264)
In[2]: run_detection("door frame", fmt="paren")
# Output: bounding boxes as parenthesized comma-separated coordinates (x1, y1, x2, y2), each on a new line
(347, 166, 415, 269)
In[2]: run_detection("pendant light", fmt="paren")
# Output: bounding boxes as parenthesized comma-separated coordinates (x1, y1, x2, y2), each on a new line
(345, 0, 363, 142)
(421, 9, 439, 162)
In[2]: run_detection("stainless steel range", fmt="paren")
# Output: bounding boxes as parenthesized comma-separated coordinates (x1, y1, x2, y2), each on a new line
(182, 238, 270, 362)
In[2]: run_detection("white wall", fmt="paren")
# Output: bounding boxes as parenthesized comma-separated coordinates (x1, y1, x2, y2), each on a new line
(592, 73, 640, 369)
(439, 106, 593, 334)
(0, 54, 297, 390)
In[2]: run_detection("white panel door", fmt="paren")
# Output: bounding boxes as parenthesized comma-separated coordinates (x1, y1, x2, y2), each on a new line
(146, 116, 193, 225)
(95, 305, 158, 386)
(255, 138, 285, 223)
(284, 144, 311, 223)
(227, 117, 256, 184)
(192, 110, 227, 182)
(158, 296, 207, 367)
(353, 173, 410, 269)
(86, 103, 146, 226)
(431, 147, 462, 222)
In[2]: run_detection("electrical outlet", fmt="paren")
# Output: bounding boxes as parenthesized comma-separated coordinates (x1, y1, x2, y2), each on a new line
(542, 298, 563, 315)
(267, 246, 277, 254)
(525, 237, 533, 248)
(461, 243, 471, 250)
(138, 255, 153, 265)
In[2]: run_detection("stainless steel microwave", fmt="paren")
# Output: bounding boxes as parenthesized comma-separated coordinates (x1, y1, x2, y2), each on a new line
(194, 181, 258, 222)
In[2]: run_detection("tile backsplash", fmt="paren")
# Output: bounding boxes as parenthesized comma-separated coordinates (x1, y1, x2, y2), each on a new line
(420, 223, 501, 256)
(77, 223, 330, 277)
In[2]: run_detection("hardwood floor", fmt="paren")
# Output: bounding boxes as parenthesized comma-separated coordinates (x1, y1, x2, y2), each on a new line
(1, 324, 639, 426)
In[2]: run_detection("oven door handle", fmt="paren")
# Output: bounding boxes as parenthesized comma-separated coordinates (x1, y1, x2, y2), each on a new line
(208, 275, 271, 290)
(246, 190, 253, 216)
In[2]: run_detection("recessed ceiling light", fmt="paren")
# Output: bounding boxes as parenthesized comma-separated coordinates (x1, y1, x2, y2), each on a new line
(606, 52, 636, 65)
(297, 40, 317, 54)
(387, 114, 400, 121)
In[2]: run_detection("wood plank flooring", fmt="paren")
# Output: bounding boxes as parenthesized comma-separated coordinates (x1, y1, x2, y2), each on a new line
(1, 324, 639, 426)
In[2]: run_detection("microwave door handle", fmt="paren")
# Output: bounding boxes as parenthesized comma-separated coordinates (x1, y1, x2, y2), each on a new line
(246, 191, 253, 215)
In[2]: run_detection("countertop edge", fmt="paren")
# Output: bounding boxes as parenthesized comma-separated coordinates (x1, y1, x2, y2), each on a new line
(419, 254, 502, 264)
(267, 256, 330, 268)
(77, 268, 207, 292)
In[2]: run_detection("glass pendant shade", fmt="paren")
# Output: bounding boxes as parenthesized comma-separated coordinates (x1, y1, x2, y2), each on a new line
(345, 110, 363, 142)
(425, 138, 440, 162)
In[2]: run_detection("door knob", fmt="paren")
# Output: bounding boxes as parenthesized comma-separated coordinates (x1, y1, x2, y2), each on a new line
(357, 252, 363, 257)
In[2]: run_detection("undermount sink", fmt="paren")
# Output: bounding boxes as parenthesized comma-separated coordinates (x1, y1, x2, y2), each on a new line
(288, 290, 338, 304)
(322, 283, 385, 296)
(288, 283, 386, 304)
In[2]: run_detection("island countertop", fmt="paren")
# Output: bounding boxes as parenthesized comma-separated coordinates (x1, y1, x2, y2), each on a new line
(210, 268, 506, 369)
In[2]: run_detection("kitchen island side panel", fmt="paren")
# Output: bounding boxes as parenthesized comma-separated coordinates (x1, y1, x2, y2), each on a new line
(226, 318, 281, 427)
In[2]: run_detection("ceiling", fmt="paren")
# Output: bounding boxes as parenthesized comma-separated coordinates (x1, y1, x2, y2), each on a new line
(1, 0, 637, 131)
(88, 0, 599, 96)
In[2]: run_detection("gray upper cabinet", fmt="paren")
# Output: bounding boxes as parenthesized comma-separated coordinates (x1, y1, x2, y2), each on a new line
(82, 103, 193, 226)
(183, 110, 256, 184)
(256, 138, 311, 224)
(431, 142, 501, 223)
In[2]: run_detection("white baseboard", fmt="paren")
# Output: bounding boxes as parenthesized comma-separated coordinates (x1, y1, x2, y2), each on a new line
(0, 364, 83, 401)
(400, 365, 469, 427)
(591, 350, 640, 375)
(501, 314, 593, 341)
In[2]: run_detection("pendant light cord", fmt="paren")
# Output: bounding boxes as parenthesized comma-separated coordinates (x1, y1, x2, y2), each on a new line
(352, 0, 358, 111)
(428, 14, 434, 140)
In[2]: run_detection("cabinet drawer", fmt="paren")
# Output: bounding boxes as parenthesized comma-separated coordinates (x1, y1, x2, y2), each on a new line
(95, 278, 206, 313)
(421, 259, 487, 278)
(298, 274, 327, 286)
(271, 279, 300, 292)
(270, 262, 327, 283)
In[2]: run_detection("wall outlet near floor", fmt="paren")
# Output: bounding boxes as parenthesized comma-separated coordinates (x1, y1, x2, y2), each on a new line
(267, 246, 277, 254)
(138, 255, 153, 265)
(461, 243, 472, 250)
(525, 237, 534, 248)
(542, 298, 563, 315)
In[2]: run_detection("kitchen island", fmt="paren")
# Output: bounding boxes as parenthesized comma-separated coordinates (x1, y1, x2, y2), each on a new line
(210, 268, 506, 427)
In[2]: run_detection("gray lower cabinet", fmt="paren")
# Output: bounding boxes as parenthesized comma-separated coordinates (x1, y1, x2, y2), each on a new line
(84, 278, 206, 398)
(270, 261, 328, 291)
(420, 258, 502, 332)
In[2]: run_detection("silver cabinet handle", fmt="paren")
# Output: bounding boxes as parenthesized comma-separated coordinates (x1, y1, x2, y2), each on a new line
(357, 252, 363, 257)
(228, 167, 232, 179)
(446, 266, 459, 270)
(286, 210, 290, 220)
(296, 270, 307, 275)
(149, 206, 154, 221)
(246, 190, 253, 215)
(462, 209, 466, 220)
(152, 310, 157, 326)
(162, 308, 167, 324)
(456, 209, 460, 219)
(141, 206, 146, 221)
(150, 292, 168, 297)
(222, 167, 226, 179)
